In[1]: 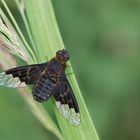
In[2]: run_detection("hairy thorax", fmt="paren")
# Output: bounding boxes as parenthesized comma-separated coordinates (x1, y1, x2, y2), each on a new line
(46, 58, 66, 77)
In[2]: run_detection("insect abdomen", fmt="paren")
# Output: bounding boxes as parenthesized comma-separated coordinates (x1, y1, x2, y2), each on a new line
(32, 75, 56, 102)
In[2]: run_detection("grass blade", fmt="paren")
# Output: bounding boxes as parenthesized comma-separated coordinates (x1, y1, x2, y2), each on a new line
(24, 0, 100, 139)
(14, 0, 38, 58)
(1, 0, 37, 63)
(0, 8, 32, 64)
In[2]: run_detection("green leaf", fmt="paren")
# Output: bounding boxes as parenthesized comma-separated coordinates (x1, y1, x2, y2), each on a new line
(24, 0, 99, 140)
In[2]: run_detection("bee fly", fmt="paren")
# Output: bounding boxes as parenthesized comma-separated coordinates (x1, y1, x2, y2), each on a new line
(0, 49, 80, 126)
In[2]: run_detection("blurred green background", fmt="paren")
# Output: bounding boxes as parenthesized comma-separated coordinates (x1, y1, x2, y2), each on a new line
(1, 0, 140, 140)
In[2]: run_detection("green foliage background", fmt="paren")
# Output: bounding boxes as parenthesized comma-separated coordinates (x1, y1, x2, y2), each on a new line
(0, 0, 140, 140)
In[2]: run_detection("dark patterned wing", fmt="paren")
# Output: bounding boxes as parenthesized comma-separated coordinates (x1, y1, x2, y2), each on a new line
(53, 74, 80, 126)
(0, 63, 47, 88)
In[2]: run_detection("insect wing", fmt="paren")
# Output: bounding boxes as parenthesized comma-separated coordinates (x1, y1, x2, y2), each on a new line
(53, 74, 80, 126)
(0, 63, 47, 88)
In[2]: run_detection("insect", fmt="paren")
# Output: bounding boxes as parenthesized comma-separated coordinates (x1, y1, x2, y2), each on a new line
(0, 49, 80, 126)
